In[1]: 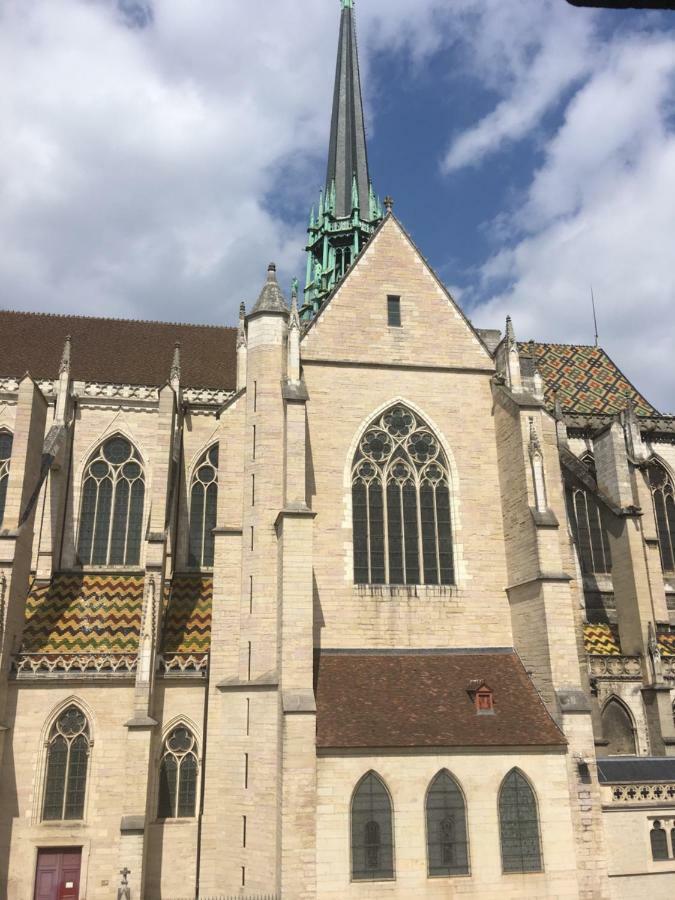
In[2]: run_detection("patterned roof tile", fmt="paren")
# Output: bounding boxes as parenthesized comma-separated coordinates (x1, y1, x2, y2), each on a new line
(584, 623, 621, 656)
(162, 575, 212, 654)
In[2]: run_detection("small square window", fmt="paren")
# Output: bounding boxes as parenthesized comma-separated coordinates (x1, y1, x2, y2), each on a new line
(387, 295, 401, 327)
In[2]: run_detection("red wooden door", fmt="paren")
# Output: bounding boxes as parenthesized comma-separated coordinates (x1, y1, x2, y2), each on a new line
(34, 849, 81, 900)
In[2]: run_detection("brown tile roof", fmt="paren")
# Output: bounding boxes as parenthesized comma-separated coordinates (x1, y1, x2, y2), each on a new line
(315, 649, 565, 750)
(0, 310, 237, 389)
(519, 342, 657, 416)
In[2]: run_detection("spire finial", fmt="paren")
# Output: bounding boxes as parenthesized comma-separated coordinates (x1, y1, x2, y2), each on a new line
(239, 301, 245, 320)
(170, 341, 181, 386)
(341, 0, 354, 8)
(384, 196, 394, 213)
(59, 334, 72, 375)
(505, 315, 516, 344)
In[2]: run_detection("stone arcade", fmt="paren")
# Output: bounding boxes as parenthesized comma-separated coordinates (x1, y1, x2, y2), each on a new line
(1, 2, 675, 898)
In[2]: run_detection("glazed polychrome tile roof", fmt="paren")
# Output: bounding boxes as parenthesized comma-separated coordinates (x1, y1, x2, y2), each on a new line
(21, 574, 144, 654)
(583, 623, 675, 657)
(519, 343, 657, 416)
(162, 575, 212, 655)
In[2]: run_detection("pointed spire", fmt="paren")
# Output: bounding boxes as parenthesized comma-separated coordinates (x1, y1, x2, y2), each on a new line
(326, 0, 371, 220)
(170, 341, 181, 388)
(505, 315, 516, 346)
(251, 263, 289, 316)
(59, 335, 72, 375)
(237, 302, 247, 349)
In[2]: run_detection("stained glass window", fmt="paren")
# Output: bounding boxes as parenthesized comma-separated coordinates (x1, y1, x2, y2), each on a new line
(352, 405, 454, 585)
(601, 698, 636, 756)
(499, 770, 542, 874)
(158, 726, 198, 819)
(426, 771, 469, 877)
(650, 821, 669, 861)
(77, 436, 145, 566)
(649, 463, 675, 573)
(565, 456, 612, 575)
(351, 772, 394, 881)
(188, 445, 218, 567)
(0, 430, 12, 526)
(42, 706, 90, 821)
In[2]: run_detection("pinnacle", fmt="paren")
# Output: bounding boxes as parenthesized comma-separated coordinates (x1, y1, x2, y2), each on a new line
(251, 262, 289, 316)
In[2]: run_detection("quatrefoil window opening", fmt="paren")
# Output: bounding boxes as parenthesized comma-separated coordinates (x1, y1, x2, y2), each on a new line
(352, 405, 454, 586)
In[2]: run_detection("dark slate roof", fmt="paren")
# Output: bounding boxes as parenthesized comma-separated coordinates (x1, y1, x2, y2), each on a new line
(0, 310, 237, 389)
(597, 758, 675, 784)
(250, 263, 288, 316)
(519, 342, 657, 416)
(315, 649, 566, 750)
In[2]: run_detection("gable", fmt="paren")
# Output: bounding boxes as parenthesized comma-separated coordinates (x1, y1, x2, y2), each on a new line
(302, 216, 493, 372)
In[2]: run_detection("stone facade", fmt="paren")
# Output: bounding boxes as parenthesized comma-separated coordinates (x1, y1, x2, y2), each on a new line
(1, 215, 674, 900)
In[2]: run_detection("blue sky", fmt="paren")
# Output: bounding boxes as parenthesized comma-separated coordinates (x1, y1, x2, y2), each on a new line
(1, 0, 674, 409)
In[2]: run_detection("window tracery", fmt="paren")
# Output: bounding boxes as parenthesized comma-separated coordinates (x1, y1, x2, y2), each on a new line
(649, 462, 675, 573)
(351, 772, 394, 881)
(0, 430, 12, 526)
(352, 405, 454, 585)
(188, 445, 218, 568)
(77, 436, 145, 567)
(157, 725, 198, 819)
(499, 770, 542, 873)
(426, 770, 469, 877)
(42, 705, 90, 821)
(565, 455, 612, 575)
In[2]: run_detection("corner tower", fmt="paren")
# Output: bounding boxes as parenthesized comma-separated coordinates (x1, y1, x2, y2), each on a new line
(302, 0, 383, 319)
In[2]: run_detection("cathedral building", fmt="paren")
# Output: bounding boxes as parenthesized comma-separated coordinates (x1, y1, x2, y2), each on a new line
(2, 2, 675, 898)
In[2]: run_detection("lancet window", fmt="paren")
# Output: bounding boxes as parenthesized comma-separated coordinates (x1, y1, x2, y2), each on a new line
(42, 706, 90, 821)
(601, 697, 637, 756)
(499, 770, 542, 873)
(0, 430, 12, 526)
(351, 772, 394, 881)
(77, 436, 145, 567)
(649, 462, 675, 573)
(188, 445, 218, 568)
(650, 821, 669, 861)
(158, 725, 199, 819)
(565, 456, 612, 575)
(426, 771, 469, 877)
(352, 405, 454, 585)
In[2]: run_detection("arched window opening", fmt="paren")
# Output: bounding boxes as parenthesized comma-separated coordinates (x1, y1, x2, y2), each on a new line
(42, 706, 90, 821)
(0, 430, 12, 526)
(649, 463, 675, 573)
(601, 698, 637, 756)
(426, 771, 469, 877)
(565, 456, 612, 575)
(158, 725, 198, 819)
(499, 770, 542, 874)
(352, 405, 454, 586)
(351, 772, 394, 881)
(188, 445, 218, 568)
(77, 436, 145, 566)
(650, 821, 669, 861)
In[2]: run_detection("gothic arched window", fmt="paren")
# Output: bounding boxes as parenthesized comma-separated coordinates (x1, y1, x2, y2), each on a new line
(426, 770, 469, 877)
(565, 456, 612, 575)
(158, 725, 199, 819)
(499, 770, 542, 873)
(77, 436, 145, 566)
(601, 697, 636, 756)
(649, 462, 675, 573)
(0, 430, 12, 526)
(352, 405, 454, 585)
(188, 445, 218, 568)
(351, 772, 394, 881)
(42, 706, 90, 821)
(650, 821, 669, 861)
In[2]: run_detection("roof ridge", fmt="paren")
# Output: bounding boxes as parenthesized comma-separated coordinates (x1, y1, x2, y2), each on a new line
(0, 308, 237, 333)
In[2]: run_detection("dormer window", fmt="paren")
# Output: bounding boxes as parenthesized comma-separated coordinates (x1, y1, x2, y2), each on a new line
(467, 679, 494, 714)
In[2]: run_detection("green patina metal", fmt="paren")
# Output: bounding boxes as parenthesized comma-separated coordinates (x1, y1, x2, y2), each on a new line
(302, 0, 382, 320)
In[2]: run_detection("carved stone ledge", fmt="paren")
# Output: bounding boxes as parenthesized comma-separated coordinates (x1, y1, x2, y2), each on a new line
(158, 652, 208, 677)
(12, 652, 138, 678)
(588, 654, 643, 679)
(610, 783, 675, 804)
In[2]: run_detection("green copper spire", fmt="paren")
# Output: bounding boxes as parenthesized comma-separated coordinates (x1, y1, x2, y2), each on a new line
(302, 0, 383, 319)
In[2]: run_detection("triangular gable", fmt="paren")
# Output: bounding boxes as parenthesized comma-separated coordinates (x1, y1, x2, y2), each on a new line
(302, 215, 493, 371)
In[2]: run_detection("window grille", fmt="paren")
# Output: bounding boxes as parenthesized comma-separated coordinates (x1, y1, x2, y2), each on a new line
(499, 770, 542, 874)
(426, 771, 469, 876)
(188, 445, 219, 567)
(42, 706, 90, 821)
(649, 463, 675, 573)
(351, 772, 394, 881)
(352, 405, 454, 585)
(0, 430, 12, 526)
(650, 821, 669, 861)
(565, 456, 612, 575)
(601, 698, 636, 756)
(158, 725, 198, 819)
(77, 436, 145, 566)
